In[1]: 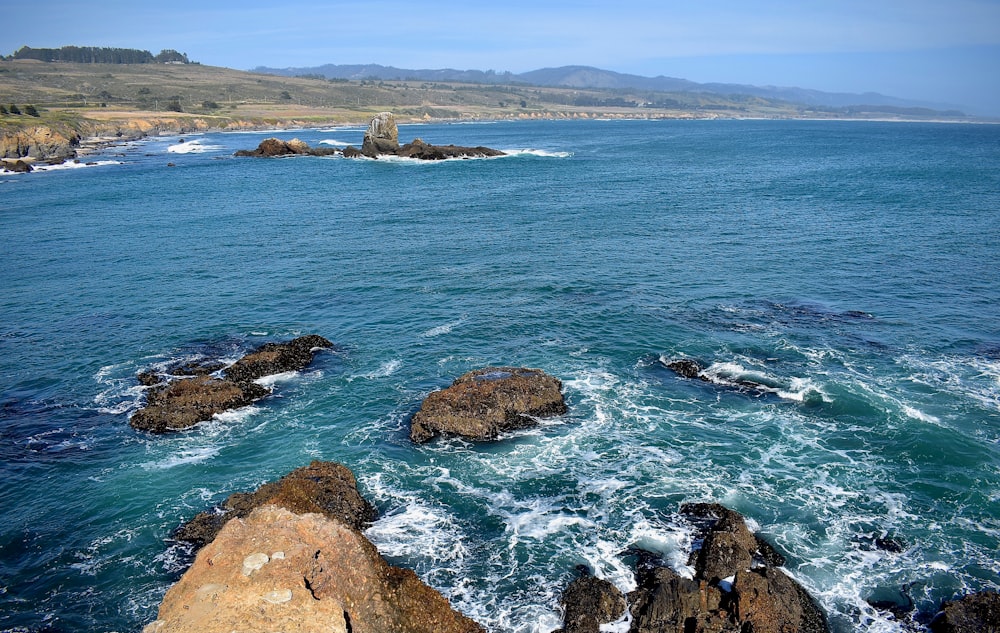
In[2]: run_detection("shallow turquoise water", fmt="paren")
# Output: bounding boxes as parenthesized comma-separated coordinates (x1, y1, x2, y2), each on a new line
(1, 119, 998, 632)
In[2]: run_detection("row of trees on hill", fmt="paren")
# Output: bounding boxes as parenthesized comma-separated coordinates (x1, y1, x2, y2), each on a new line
(5, 46, 190, 64)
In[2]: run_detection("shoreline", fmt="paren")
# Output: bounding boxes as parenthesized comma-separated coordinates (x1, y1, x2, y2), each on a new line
(3, 108, 994, 171)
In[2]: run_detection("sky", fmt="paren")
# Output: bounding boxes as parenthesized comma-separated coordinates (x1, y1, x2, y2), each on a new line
(3, 0, 999, 114)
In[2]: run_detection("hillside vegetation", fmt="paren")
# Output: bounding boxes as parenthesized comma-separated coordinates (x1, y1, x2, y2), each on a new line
(0, 57, 977, 155)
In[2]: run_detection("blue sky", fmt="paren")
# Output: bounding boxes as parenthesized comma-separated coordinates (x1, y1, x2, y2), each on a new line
(4, 1, 999, 114)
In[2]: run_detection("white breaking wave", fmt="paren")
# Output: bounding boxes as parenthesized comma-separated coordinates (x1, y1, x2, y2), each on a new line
(141, 446, 219, 470)
(351, 359, 402, 380)
(700, 361, 830, 402)
(318, 139, 353, 147)
(167, 139, 223, 154)
(18, 160, 124, 173)
(502, 148, 573, 158)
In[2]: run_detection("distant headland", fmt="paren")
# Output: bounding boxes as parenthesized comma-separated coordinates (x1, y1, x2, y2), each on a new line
(1, 49, 991, 169)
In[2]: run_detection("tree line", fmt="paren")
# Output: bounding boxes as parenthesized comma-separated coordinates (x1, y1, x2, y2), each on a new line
(5, 46, 190, 64)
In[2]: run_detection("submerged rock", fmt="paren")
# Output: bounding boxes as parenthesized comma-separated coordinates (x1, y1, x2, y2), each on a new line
(175, 460, 376, 549)
(130, 335, 333, 433)
(409, 366, 568, 443)
(145, 505, 484, 633)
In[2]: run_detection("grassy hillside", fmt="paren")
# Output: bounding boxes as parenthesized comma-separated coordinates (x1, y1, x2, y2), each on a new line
(0, 58, 976, 143)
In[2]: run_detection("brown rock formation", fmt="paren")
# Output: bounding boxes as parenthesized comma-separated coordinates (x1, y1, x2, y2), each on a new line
(409, 367, 568, 443)
(556, 504, 827, 633)
(559, 573, 627, 633)
(144, 505, 484, 633)
(128, 375, 268, 433)
(224, 334, 334, 383)
(175, 460, 377, 549)
(930, 591, 1000, 633)
(233, 137, 339, 157)
(396, 138, 505, 160)
(622, 504, 828, 633)
(129, 335, 334, 433)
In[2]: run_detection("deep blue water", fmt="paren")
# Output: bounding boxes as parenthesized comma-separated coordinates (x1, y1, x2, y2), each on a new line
(1, 119, 998, 632)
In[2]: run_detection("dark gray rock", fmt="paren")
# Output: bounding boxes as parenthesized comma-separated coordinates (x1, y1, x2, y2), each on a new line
(560, 573, 627, 633)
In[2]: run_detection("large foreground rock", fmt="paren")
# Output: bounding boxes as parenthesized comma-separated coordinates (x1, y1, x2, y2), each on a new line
(175, 460, 377, 549)
(130, 335, 333, 433)
(410, 367, 568, 443)
(930, 591, 1000, 633)
(144, 505, 484, 633)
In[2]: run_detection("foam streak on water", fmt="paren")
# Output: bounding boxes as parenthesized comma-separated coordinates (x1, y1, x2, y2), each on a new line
(1, 120, 999, 633)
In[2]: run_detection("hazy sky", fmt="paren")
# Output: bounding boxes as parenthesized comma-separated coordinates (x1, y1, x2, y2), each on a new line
(4, 0, 999, 114)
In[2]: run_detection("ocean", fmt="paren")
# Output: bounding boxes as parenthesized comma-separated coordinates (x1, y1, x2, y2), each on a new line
(1, 119, 998, 632)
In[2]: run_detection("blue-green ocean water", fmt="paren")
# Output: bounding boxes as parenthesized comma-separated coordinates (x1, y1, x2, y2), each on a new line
(1, 119, 998, 632)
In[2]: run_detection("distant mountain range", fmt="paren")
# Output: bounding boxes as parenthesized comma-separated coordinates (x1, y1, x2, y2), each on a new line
(252, 63, 960, 113)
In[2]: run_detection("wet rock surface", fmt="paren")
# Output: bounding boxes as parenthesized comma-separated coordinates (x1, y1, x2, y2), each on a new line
(233, 137, 339, 157)
(557, 503, 829, 633)
(175, 460, 377, 549)
(558, 571, 627, 633)
(409, 366, 568, 443)
(930, 591, 1000, 633)
(129, 335, 333, 433)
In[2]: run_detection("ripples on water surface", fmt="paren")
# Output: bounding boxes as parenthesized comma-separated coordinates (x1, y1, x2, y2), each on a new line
(1, 120, 998, 632)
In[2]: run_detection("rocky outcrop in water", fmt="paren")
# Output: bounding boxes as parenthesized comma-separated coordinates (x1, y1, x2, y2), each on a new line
(233, 137, 339, 157)
(930, 591, 1000, 633)
(175, 460, 376, 549)
(396, 137, 506, 160)
(144, 505, 485, 633)
(409, 367, 568, 443)
(361, 111, 401, 157)
(558, 571, 627, 633)
(558, 503, 828, 633)
(129, 335, 333, 433)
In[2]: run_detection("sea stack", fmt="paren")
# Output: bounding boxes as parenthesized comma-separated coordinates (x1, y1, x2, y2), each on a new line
(361, 111, 400, 157)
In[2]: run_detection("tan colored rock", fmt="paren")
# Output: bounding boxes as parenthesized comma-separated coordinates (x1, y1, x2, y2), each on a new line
(147, 505, 483, 633)
(0, 125, 79, 160)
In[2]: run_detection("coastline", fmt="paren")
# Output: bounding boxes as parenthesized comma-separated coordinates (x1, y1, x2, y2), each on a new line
(3, 105, 995, 170)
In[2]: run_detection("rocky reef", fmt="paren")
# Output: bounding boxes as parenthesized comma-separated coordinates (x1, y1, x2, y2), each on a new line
(234, 112, 505, 161)
(409, 366, 568, 443)
(129, 335, 333, 433)
(133, 343, 997, 632)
